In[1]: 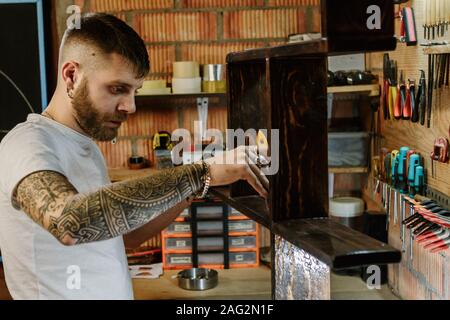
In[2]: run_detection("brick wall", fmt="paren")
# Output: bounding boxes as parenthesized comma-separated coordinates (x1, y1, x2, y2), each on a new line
(75, 0, 320, 83)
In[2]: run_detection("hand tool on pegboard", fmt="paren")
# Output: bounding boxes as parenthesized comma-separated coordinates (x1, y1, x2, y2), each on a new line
(430, 136, 449, 178)
(416, 70, 426, 126)
(395, 71, 404, 120)
(391, 150, 400, 189)
(401, 196, 450, 254)
(423, 0, 450, 40)
(389, 60, 398, 120)
(399, 6, 417, 46)
(397, 147, 410, 194)
(403, 79, 414, 119)
(383, 54, 391, 120)
(399, 72, 408, 119)
(427, 54, 434, 128)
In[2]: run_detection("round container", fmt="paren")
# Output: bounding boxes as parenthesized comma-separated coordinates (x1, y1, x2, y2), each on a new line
(329, 197, 365, 231)
(173, 61, 200, 78)
(202, 80, 226, 93)
(177, 268, 218, 291)
(172, 77, 201, 94)
(202, 64, 226, 81)
(128, 156, 146, 170)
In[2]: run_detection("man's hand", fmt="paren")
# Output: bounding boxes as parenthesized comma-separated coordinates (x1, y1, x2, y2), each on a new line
(205, 146, 269, 198)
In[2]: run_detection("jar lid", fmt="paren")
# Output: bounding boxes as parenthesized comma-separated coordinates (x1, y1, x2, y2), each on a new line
(329, 197, 364, 217)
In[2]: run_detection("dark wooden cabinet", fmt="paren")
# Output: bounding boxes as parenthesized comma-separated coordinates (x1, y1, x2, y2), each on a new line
(214, 0, 401, 300)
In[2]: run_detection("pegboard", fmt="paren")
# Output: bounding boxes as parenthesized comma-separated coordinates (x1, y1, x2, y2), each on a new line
(366, 0, 450, 197)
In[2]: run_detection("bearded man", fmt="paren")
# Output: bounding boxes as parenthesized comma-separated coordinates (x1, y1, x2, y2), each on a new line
(0, 13, 268, 300)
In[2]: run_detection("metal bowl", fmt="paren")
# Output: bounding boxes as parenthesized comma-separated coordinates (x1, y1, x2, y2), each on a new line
(177, 268, 218, 291)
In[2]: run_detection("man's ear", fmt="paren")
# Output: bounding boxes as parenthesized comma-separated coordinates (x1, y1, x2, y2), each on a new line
(61, 60, 80, 90)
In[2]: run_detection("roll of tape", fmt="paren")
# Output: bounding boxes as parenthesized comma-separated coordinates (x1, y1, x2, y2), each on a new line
(329, 197, 364, 218)
(142, 80, 167, 89)
(137, 88, 171, 96)
(202, 80, 226, 93)
(172, 77, 201, 94)
(173, 61, 200, 78)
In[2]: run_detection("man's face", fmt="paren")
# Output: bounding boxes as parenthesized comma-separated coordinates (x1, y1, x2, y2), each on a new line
(71, 53, 144, 141)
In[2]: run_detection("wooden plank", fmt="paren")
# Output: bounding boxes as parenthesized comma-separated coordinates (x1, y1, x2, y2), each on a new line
(136, 93, 227, 109)
(329, 167, 369, 174)
(269, 57, 329, 220)
(423, 45, 450, 55)
(327, 84, 380, 97)
(226, 40, 329, 63)
(272, 218, 401, 269)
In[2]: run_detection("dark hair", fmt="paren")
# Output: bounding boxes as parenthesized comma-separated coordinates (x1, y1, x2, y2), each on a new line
(64, 13, 150, 78)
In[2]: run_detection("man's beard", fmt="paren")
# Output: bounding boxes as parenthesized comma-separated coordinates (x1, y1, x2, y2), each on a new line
(71, 79, 127, 141)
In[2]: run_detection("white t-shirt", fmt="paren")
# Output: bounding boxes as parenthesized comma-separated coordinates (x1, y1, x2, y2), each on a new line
(0, 114, 133, 300)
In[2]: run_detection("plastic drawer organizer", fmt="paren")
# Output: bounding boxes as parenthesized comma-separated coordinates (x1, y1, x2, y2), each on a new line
(328, 132, 369, 167)
(162, 200, 260, 270)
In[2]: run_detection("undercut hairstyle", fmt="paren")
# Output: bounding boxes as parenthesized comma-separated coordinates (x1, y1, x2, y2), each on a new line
(62, 13, 150, 78)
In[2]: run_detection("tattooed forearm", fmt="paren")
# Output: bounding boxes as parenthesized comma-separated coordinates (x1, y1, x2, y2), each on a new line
(15, 164, 204, 245)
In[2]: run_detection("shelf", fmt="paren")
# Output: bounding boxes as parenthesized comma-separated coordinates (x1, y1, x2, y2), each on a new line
(273, 218, 401, 269)
(226, 39, 329, 63)
(328, 167, 369, 174)
(136, 92, 226, 99)
(423, 44, 450, 55)
(327, 84, 380, 97)
(136, 93, 227, 109)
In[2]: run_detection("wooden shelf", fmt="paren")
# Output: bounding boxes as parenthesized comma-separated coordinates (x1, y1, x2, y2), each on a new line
(136, 93, 227, 109)
(273, 218, 401, 269)
(136, 92, 226, 99)
(328, 167, 369, 174)
(227, 39, 329, 63)
(327, 84, 380, 97)
(423, 44, 450, 55)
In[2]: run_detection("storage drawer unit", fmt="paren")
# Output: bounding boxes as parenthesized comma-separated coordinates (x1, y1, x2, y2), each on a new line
(328, 132, 369, 167)
(178, 206, 246, 220)
(162, 200, 260, 270)
(163, 251, 258, 269)
(164, 236, 257, 252)
(163, 220, 257, 236)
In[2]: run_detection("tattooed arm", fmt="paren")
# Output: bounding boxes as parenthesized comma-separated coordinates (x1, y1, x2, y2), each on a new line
(14, 164, 204, 246)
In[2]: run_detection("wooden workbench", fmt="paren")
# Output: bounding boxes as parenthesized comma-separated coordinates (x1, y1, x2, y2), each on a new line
(132, 266, 271, 300)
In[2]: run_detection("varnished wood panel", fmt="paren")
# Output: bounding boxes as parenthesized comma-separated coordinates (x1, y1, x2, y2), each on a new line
(227, 52, 329, 221)
(273, 218, 401, 269)
(228, 61, 269, 199)
(270, 57, 329, 220)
